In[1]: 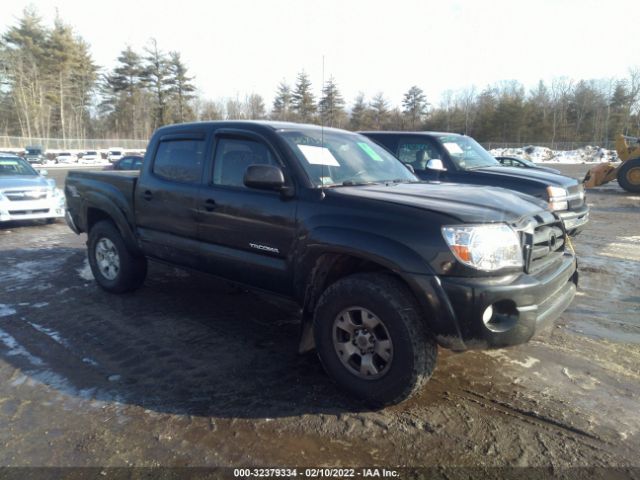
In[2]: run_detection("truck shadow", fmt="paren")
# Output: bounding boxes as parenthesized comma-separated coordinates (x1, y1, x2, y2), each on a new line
(0, 247, 367, 419)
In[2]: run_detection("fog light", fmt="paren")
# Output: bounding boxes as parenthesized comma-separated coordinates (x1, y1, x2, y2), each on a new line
(482, 305, 494, 324)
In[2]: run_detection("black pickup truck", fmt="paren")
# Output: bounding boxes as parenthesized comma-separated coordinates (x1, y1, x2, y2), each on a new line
(65, 121, 578, 405)
(360, 131, 589, 235)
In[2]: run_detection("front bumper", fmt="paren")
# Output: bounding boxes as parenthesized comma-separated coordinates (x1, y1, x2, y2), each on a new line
(0, 198, 65, 222)
(408, 252, 578, 351)
(557, 205, 589, 235)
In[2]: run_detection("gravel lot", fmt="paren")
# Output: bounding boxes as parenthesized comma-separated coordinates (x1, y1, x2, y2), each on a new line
(0, 164, 639, 470)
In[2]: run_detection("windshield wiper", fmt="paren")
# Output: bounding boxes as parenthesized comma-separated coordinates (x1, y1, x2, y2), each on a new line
(384, 179, 420, 184)
(341, 180, 380, 186)
(466, 165, 496, 170)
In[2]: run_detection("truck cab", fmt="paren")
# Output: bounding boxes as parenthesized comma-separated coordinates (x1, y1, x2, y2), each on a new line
(361, 131, 589, 235)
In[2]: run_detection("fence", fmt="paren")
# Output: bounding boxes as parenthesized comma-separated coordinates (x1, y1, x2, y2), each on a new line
(0, 135, 617, 153)
(0, 136, 148, 151)
(482, 140, 615, 151)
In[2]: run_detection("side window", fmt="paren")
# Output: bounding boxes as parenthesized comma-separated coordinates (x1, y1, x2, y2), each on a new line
(213, 137, 276, 188)
(119, 158, 133, 170)
(133, 158, 143, 170)
(397, 139, 441, 170)
(153, 139, 204, 183)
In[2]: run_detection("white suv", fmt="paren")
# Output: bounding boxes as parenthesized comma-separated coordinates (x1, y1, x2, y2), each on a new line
(107, 148, 125, 163)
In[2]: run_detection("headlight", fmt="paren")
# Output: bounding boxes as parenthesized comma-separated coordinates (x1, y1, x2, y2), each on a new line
(442, 224, 523, 271)
(547, 186, 568, 211)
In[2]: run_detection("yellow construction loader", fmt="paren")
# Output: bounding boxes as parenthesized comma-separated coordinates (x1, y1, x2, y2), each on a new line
(584, 134, 640, 192)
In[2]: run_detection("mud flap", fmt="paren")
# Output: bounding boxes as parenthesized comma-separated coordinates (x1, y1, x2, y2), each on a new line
(298, 315, 315, 354)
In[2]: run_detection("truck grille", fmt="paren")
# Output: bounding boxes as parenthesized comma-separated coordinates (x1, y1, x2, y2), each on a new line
(8, 209, 49, 215)
(3, 189, 48, 201)
(521, 213, 566, 275)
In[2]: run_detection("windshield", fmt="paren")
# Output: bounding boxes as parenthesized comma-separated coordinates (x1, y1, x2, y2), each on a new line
(26, 148, 42, 155)
(86, 151, 98, 155)
(279, 129, 418, 187)
(435, 135, 499, 170)
(0, 157, 38, 176)
(59, 152, 72, 156)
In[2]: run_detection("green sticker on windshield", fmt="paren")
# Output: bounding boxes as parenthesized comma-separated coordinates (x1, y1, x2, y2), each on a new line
(357, 142, 383, 162)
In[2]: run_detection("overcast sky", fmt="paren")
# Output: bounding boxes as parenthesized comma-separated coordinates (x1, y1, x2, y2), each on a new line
(2, 0, 639, 108)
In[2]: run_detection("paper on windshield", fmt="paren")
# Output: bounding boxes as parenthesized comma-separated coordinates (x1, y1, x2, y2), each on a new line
(298, 145, 340, 166)
(357, 142, 383, 162)
(443, 142, 463, 154)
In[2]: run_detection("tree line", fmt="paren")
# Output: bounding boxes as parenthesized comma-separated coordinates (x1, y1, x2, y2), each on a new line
(1, 8, 639, 145)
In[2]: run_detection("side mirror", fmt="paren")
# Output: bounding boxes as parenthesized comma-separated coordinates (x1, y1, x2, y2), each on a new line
(39, 169, 48, 176)
(244, 164, 286, 191)
(404, 163, 415, 173)
(426, 159, 446, 171)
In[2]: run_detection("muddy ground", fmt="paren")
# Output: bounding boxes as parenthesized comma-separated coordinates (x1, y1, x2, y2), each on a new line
(0, 165, 638, 470)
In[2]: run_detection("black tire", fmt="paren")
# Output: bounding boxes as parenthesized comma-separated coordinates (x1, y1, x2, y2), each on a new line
(617, 158, 640, 193)
(87, 220, 147, 293)
(313, 272, 437, 406)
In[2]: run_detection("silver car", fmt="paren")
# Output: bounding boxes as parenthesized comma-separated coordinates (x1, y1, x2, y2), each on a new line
(0, 155, 65, 223)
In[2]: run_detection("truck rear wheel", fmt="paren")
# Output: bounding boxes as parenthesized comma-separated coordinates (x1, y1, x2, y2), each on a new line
(617, 158, 640, 193)
(313, 273, 437, 406)
(88, 220, 147, 293)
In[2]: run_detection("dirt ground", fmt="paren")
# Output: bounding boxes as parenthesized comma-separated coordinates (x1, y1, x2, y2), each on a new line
(0, 165, 639, 471)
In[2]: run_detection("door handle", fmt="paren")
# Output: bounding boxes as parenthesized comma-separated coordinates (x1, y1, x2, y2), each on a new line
(204, 198, 216, 212)
(143, 190, 153, 201)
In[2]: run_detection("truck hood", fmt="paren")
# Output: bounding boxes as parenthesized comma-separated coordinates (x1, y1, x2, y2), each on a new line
(0, 175, 53, 190)
(331, 181, 549, 223)
(469, 165, 577, 188)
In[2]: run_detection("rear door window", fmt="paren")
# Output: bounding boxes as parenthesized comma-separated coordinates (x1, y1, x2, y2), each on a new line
(153, 139, 205, 183)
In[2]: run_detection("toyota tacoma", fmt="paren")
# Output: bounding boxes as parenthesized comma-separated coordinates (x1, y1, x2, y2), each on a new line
(65, 121, 578, 405)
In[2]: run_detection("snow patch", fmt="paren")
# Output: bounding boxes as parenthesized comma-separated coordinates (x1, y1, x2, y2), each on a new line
(0, 327, 44, 366)
(0, 257, 67, 288)
(489, 145, 619, 164)
(0, 305, 16, 317)
(82, 357, 99, 367)
(27, 322, 70, 348)
(77, 259, 94, 281)
(484, 350, 540, 368)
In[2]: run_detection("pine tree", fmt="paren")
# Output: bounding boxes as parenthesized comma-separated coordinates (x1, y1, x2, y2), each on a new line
(402, 86, 428, 129)
(370, 92, 390, 130)
(168, 51, 196, 123)
(291, 71, 316, 123)
(318, 76, 345, 127)
(349, 93, 370, 130)
(101, 46, 145, 137)
(143, 38, 171, 128)
(271, 81, 292, 121)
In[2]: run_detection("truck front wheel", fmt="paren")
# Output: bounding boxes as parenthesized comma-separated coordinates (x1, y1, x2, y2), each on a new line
(88, 220, 147, 293)
(313, 273, 437, 406)
(617, 158, 640, 193)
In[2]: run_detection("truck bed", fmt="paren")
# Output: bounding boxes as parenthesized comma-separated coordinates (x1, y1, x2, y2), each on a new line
(65, 170, 139, 234)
